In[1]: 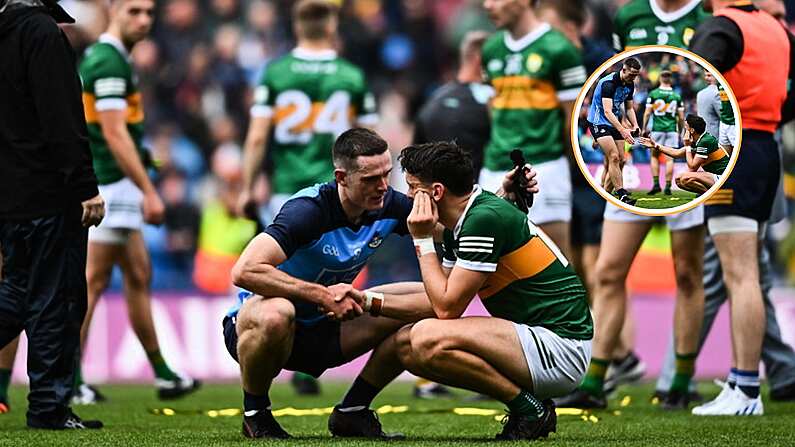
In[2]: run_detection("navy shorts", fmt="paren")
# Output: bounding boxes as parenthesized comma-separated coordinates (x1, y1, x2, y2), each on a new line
(588, 121, 623, 141)
(223, 314, 344, 378)
(705, 130, 780, 222)
(571, 183, 606, 246)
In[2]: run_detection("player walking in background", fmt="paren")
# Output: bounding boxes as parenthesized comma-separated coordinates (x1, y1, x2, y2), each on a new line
(717, 83, 737, 152)
(697, 71, 722, 138)
(686, 0, 791, 416)
(613, 0, 709, 50)
(643, 70, 684, 195)
(236, 1, 377, 394)
(237, 0, 377, 220)
(587, 58, 642, 205)
(76, 0, 199, 403)
(396, 141, 592, 441)
(480, 0, 587, 257)
(639, 114, 728, 194)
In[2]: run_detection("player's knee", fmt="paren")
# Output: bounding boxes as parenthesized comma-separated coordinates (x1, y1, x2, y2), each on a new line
(606, 150, 621, 165)
(87, 269, 111, 296)
(673, 266, 701, 297)
(125, 264, 151, 290)
(594, 262, 625, 290)
(237, 300, 295, 343)
(409, 320, 449, 365)
(395, 324, 416, 368)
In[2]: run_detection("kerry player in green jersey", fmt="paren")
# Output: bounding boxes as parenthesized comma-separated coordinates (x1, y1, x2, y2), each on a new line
(480, 0, 588, 258)
(640, 114, 729, 194)
(396, 141, 592, 441)
(642, 70, 684, 195)
(613, 0, 709, 50)
(717, 83, 737, 151)
(238, 0, 377, 220)
(77, 0, 199, 404)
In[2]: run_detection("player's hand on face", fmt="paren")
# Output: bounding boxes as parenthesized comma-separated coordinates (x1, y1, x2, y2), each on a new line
(407, 191, 438, 238)
(142, 190, 165, 225)
(81, 194, 106, 227)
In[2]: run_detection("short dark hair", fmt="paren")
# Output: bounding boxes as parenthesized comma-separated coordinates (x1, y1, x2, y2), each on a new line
(624, 57, 642, 70)
(537, 0, 586, 27)
(398, 141, 474, 196)
(660, 70, 672, 81)
(686, 114, 707, 134)
(293, 0, 338, 40)
(332, 128, 389, 171)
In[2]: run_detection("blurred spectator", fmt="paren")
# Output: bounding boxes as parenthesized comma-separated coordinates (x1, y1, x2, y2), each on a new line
(193, 144, 257, 294)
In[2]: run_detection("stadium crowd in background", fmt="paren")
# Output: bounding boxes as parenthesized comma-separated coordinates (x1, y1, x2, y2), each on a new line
(45, 0, 795, 289)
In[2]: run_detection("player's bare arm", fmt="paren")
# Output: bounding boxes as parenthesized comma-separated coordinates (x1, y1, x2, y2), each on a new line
(232, 233, 363, 321)
(407, 191, 486, 319)
(238, 116, 272, 217)
(602, 97, 634, 143)
(98, 109, 164, 224)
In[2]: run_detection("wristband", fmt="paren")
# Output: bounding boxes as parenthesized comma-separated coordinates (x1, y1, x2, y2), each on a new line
(413, 237, 435, 257)
(364, 291, 384, 316)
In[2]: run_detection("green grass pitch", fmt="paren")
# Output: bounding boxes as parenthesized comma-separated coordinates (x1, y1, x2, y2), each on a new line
(1, 381, 794, 446)
(630, 190, 699, 209)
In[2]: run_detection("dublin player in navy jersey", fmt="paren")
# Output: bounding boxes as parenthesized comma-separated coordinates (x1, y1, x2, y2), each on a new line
(587, 58, 642, 205)
(223, 129, 537, 439)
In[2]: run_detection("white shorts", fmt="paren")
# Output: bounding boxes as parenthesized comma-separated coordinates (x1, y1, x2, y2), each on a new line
(650, 131, 679, 148)
(513, 324, 592, 399)
(479, 156, 572, 225)
(88, 178, 143, 243)
(603, 202, 704, 231)
(719, 122, 737, 148)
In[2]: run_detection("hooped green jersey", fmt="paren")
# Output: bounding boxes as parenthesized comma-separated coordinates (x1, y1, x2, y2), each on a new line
(646, 87, 682, 132)
(613, 0, 708, 50)
(252, 48, 377, 195)
(80, 34, 146, 185)
(441, 188, 593, 340)
(717, 84, 736, 125)
(694, 132, 729, 175)
(481, 24, 586, 169)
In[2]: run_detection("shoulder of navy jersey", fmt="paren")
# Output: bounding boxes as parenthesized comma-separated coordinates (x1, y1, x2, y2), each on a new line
(264, 182, 412, 258)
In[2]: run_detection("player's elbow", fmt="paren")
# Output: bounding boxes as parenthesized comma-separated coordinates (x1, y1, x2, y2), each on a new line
(434, 305, 463, 320)
(231, 258, 268, 289)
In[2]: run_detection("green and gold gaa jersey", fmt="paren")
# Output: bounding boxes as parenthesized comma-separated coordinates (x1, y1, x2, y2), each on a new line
(694, 132, 729, 175)
(646, 87, 682, 132)
(481, 24, 586, 169)
(613, 0, 708, 50)
(717, 84, 735, 125)
(441, 188, 593, 340)
(80, 34, 146, 185)
(252, 48, 377, 195)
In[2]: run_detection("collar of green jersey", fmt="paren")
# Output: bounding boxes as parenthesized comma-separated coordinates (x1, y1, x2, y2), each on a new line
(453, 185, 483, 239)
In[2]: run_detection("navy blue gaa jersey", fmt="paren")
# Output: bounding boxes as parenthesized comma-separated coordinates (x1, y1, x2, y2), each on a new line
(226, 182, 412, 324)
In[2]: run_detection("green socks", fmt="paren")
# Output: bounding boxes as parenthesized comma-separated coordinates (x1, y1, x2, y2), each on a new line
(507, 390, 545, 419)
(653, 175, 659, 187)
(579, 357, 610, 397)
(0, 368, 11, 402)
(74, 363, 84, 387)
(670, 353, 697, 394)
(665, 180, 672, 189)
(146, 350, 179, 381)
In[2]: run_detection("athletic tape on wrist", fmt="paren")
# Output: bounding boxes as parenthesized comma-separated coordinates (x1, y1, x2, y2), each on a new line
(364, 291, 384, 316)
(413, 237, 435, 257)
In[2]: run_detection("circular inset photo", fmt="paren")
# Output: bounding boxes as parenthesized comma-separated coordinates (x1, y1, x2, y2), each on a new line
(572, 45, 740, 216)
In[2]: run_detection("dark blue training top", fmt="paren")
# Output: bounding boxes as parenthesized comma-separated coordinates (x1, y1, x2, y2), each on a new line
(226, 182, 413, 324)
(588, 71, 635, 127)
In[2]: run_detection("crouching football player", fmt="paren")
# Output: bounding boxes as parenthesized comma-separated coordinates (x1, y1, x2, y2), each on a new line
(395, 141, 593, 441)
(225, 129, 537, 439)
(639, 114, 729, 195)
